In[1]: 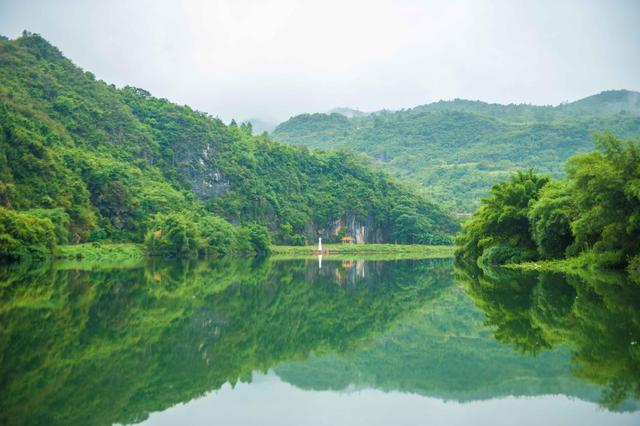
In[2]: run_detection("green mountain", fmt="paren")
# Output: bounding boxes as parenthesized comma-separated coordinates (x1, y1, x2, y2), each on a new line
(0, 32, 456, 257)
(271, 91, 640, 212)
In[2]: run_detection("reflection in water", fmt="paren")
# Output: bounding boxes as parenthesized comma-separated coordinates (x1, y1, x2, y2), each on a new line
(0, 258, 450, 426)
(0, 258, 638, 426)
(457, 265, 640, 410)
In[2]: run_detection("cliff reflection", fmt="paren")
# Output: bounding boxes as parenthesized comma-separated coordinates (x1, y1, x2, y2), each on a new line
(0, 258, 451, 426)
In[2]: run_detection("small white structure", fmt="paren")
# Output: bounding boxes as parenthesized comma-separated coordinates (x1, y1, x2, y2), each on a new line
(318, 237, 322, 252)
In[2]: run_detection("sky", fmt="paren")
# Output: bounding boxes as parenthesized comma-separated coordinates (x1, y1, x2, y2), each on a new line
(1, 0, 639, 124)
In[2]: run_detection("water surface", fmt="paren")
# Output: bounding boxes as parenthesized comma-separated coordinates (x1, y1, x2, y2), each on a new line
(1, 257, 638, 425)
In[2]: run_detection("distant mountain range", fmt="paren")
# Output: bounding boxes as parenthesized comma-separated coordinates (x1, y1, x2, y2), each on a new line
(271, 90, 640, 212)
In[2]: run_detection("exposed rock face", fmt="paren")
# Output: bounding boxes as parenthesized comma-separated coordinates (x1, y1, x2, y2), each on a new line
(305, 213, 385, 244)
(172, 141, 386, 242)
(175, 142, 230, 199)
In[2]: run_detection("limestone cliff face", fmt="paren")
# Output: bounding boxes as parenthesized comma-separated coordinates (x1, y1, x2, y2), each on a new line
(174, 141, 388, 242)
(174, 142, 230, 199)
(305, 213, 385, 244)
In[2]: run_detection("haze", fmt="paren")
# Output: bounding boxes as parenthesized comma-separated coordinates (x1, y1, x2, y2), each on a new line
(1, 0, 638, 124)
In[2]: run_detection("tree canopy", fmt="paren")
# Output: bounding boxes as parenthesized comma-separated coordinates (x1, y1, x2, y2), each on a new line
(456, 133, 640, 271)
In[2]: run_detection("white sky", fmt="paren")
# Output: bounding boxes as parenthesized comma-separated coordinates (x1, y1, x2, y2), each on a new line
(1, 0, 639, 123)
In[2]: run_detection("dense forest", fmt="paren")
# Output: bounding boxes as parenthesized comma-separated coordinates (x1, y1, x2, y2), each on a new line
(0, 33, 457, 262)
(455, 133, 640, 273)
(272, 91, 640, 212)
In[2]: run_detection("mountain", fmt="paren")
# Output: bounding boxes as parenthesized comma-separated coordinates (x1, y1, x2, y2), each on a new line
(327, 107, 370, 118)
(271, 91, 640, 212)
(0, 32, 457, 253)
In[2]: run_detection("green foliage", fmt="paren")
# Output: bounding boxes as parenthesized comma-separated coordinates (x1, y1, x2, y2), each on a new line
(0, 33, 457, 262)
(455, 170, 549, 265)
(25, 208, 70, 244)
(565, 133, 640, 265)
(0, 258, 441, 425)
(55, 242, 145, 268)
(197, 214, 239, 256)
(458, 263, 640, 409)
(457, 134, 640, 269)
(0, 207, 56, 261)
(528, 181, 575, 259)
(241, 223, 272, 255)
(272, 92, 640, 212)
(277, 222, 306, 245)
(144, 212, 271, 257)
(144, 212, 199, 256)
(629, 255, 640, 280)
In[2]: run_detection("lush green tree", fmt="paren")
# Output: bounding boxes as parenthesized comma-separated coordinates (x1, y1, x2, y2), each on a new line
(144, 212, 198, 256)
(196, 214, 237, 255)
(25, 208, 71, 244)
(455, 170, 549, 265)
(0, 207, 57, 261)
(457, 134, 640, 270)
(528, 180, 576, 259)
(565, 133, 640, 265)
(241, 223, 272, 255)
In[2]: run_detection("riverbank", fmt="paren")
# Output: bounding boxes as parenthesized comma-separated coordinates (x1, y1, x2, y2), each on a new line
(48, 243, 455, 269)
(271, 244, 454, 257)
(504, 251, 631, 275)
(55, 243, 145, 260)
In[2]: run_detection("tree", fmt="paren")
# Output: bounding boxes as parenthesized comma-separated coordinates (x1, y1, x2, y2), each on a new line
(145, 212, 198, 256)
(455, 170, 549, 265)
(566, 133, 640, 265)
(0, 208, 57, 261)
(528, 181, 576, 259)
(244, 223, 271, 255)
(197, 215, 238, 256)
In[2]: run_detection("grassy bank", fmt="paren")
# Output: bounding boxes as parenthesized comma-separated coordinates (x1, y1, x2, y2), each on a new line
(51, 243, 455, 269)
(505, 251, 625, 274)
(54, 243, 146, 269)
(271, 244, 454, 257)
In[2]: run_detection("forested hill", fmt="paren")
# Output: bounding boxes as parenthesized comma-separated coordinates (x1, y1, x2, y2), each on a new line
(0, 33, 457, 256)
(271, 91, 640, 212)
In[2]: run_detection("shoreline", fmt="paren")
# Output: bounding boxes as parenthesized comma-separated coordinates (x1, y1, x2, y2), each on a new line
(49, 242, 455, 265)
(271, 244, 455, 257)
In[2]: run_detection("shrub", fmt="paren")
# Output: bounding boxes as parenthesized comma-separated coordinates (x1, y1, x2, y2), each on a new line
(479, 243, 537, 266)
(144, 213, 198, 257)
(197, 215, 238, 256)
(26, 208, 71, 244)
(242, 223, 272, 255)
(0, 208, 57, 261)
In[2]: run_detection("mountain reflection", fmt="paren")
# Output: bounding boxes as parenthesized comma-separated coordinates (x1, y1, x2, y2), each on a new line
(1, 258, 638, 426)
(0, 258, 450, 426)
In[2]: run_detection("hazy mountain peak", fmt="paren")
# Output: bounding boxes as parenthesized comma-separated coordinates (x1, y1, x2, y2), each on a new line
(327, 107, 370, 118)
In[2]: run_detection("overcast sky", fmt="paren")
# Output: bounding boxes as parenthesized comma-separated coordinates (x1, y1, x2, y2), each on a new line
(1, 0, 639, 123)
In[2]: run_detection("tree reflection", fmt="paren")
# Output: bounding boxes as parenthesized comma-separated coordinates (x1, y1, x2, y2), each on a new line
(0, 258, 450, 426)
(457, 263, 640, 409)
